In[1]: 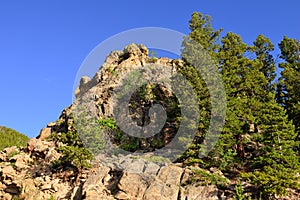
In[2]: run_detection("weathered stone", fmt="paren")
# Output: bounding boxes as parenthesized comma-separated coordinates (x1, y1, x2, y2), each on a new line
(41, 183, 52, 190)
(117, 173, 149, 199)
(47, 122, 56, 127)
(143, 181, 179, 200)
(1, 193, 12, 200)
(19, 179, 40, 200)
(3, 146, 18, 155)
(4, 183, 20, 195)
(156, 165, 183, 185)
(45, 147, 61, 163)
(27, 138, 53, 153)
(143, 165, 184, 200)
(82, 166, 114, 199)
(1, 166, 15, 178)
(51, 179, 60, 192)
(80, 76, 91, 86)
(10, 153, 31, 170)
(115, 191, 130, 200)
(144, 162, 160, 176)
(123, 159, 146, 173)
(0, 153, 6, 162)
(179, 185, 219, 200)
(181, 168, 193, 184)
(37, 127, 51, 140)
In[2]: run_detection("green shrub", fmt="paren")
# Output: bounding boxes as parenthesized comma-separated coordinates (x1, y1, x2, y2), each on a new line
(98, 117, 117, 129)
(148, 50, 158, 63)
(234, 181, 247, 200)
(119, 138, 139, 152)
(49, 117, 93, 170)
(183, 168, 229, 188)
(55, 145, 93, 169)
(0, 126, 29, 151)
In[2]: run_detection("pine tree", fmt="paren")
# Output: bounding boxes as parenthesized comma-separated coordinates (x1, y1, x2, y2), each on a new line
(250, 34, 276, 91)
(180, 12, 222, 161)
(242, 100, 300, 196)
(187, 12, 222, 55)
(180, 12, 300, 197)
(277, 36, 300, 138)
(215, 32, 269, 170)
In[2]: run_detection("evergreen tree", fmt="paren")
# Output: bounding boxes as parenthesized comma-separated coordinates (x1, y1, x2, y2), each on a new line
(215, 32, 270, 170)
(181, 12, 300, 197)
(250, 34, 276, 91)
(277, 36, 300, 138)
(217, 33, 299, 196)
(180, 12, 222, 160)
(187, 12, 222, 58)
(242, 99, 300, 196)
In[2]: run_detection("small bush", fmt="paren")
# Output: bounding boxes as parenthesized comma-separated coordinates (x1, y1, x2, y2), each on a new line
(183, 167, 229, 188)
(98, 117, 117, 129)
(49, 117, 93, 170)
(55, 145, 93, 169)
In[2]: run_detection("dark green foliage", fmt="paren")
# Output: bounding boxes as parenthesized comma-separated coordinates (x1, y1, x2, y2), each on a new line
(55, 145, 93, 169)
(241, 101, 300, 196)
(233, 180, 247, 200)
(118, 137, 139, 152)
(180, 12, 222, 160)
(49, 118, 93, 170)
(183, 168, 228, 188)
(74, 111, 106, 156)
(187, 12, 222, 54)
(0, 126, 29, 151)
(98, 117, 117, 129)
(103, 82, 181, 152)
(250, 34, 276, 91)
(98, 117, 139, 152)
(180, 12, 300, 198)
(277, 36, 300, 138)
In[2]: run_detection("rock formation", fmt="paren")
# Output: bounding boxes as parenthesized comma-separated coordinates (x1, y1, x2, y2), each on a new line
(1, 44, 299, 200)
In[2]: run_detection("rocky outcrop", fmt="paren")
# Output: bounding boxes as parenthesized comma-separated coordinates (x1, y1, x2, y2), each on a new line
(0, 44, 225, 200)
(82, 155, 222, 200)
(0, 137, 225, 200)
(1, 44, 299, 199)
(0, 140, 75, 200)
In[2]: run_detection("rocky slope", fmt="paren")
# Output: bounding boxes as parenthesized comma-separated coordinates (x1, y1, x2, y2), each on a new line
(0, 44, 299, 200)
(0, 137, 227, 200)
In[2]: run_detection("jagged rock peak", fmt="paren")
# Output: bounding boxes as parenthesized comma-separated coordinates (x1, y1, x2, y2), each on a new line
(74, 43, 150, 98)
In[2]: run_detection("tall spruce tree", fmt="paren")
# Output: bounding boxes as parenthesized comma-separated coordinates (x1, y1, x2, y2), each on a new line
(277, 36, 300, 138)
(180, 12, 222, 160)
(250, 34, 276, 91)
(180, 11, 299, 197)
(217, 33, 299, 197)
(242, 99, 300, 197)
(214, 32, 270, 170)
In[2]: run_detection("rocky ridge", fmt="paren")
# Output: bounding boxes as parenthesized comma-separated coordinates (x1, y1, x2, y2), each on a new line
(1, 44, 299, 200)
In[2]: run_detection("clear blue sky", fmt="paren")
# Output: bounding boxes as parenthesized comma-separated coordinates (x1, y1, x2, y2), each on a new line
(0, 1, 299, 138)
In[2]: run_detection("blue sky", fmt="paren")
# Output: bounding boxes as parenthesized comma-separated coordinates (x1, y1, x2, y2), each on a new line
(0, 1, 299, 138)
